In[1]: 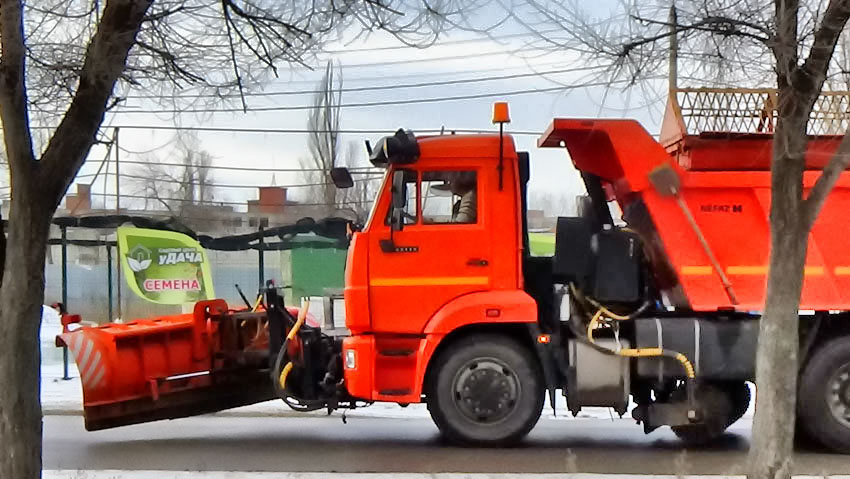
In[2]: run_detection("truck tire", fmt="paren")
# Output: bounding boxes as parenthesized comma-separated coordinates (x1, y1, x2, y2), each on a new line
(426, 334, 544, 446)
(798, 335, 850, 453)
(725, 381, 752, 427)
(670, 383, 734, 445)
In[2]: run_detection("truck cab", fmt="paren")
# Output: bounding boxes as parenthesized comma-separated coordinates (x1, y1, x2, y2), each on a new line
(340, 130, 547, 442)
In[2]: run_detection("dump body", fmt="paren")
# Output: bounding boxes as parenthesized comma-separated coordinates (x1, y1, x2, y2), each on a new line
(540, 89, 850, 311)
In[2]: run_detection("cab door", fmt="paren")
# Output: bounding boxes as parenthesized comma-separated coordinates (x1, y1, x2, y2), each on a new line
(367, 163, 494, 334)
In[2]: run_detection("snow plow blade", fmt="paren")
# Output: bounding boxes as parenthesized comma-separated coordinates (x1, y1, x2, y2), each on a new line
(55, 299, 306, 430)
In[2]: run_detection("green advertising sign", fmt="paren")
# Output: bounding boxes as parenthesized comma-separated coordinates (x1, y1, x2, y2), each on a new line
(118, 227, 215, 304)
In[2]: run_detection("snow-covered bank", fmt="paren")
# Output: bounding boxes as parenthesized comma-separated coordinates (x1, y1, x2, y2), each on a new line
(40, 471, 850, 479)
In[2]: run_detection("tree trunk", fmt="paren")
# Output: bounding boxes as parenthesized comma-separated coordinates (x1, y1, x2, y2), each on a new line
(0, 2, 152, 477)
(750, 226, 806, 479)
(0, 195, 52, 479)
(0, 211, 6, 286)
(749, 92, 809, 479)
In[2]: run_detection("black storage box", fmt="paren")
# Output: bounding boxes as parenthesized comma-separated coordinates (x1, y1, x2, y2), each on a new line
(553, 217, 593, 286)
(589, 229, 642, 304)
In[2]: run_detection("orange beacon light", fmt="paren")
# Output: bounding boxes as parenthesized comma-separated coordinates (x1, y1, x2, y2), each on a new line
(492, 101, 511, 124)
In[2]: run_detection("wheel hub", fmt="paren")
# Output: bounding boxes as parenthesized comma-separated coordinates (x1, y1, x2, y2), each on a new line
(828, 364, 850, 427)
(452, 359, 520, 424)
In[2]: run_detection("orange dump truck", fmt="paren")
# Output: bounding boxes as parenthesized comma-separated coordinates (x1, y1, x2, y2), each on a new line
(59, 89, 850, 451)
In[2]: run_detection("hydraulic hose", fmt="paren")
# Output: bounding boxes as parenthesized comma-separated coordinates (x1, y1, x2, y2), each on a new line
(585, 306, 696, 380)
(576, 285, 696, 380)
(278, 362, 294, 390)
(277, 304, 307, 390)
(270, 300, 328, 412)
(251, 294, 264, 313)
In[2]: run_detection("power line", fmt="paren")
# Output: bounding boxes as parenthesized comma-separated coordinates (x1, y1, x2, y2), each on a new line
(116, 82, 618, 114)
(321, 29, 563, 54)
(118, 192, 372, 207)
(124, 65, 603, 100)
(0, 156, 384, 173)
(297, 46, 548, 70)
(250, 59, 574, 85)
(102, 171, 382, 189)
(110, 126, 544, 136)
(113, 158, 381, 173)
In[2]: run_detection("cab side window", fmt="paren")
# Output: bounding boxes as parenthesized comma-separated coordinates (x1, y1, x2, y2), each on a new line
(421, 171, 477, 224)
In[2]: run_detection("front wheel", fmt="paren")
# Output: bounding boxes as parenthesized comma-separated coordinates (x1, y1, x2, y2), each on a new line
(426, 334, 544, 446)
(798, 335, 850, 453)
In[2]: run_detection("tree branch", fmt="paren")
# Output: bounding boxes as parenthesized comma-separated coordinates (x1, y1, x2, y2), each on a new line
(0, 1, 37, 177)
(221, 0, 248, 112)
(621, 14, 770, 58)
(37, 0, 153, 208)
(803, 131, 850, 229)
(798, 0, 850, 94)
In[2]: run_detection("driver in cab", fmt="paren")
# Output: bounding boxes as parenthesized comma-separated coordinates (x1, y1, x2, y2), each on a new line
(449, 172, 477, 224)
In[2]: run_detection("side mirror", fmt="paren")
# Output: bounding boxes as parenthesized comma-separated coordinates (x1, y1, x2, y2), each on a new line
(390, 170, 407, 231)
(330, 167, 354, 189)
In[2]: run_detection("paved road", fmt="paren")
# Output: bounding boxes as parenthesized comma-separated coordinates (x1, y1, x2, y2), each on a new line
(44, 415, 849, 475)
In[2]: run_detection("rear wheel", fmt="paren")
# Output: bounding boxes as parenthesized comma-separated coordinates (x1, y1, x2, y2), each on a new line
(798, 336, 850, 453)
(670, 383, 734, 445)
(426, 334, 544, 446)
(725, 381, 752, 426)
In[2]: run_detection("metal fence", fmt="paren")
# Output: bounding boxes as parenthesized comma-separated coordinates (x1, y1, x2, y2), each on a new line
(41, 215, 350, 322)
(672, 87, 850, 135)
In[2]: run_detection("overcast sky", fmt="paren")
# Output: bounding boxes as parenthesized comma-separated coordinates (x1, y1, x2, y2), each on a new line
(4, 9, 673, 217)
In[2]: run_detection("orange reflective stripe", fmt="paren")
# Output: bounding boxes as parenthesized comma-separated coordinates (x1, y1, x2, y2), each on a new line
(805, 266, 825, 276)
(681, 266, 712, 275)
(727, 266, 767, 275)
(370, 276, 489, 287)
(683, 265, 827, 276)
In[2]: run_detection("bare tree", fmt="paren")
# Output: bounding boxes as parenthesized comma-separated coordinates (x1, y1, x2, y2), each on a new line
(0, 2, 487, 477)
(338, 141, 380, 223)
(131, 132, 217, 218)
(301, 61, 381, 221)
(302, 60, 342, 214)
(511, 2, 850, 477)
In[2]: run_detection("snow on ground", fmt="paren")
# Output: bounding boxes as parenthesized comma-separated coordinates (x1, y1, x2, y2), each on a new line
(39, 471, 850, 479)
(41, 356, 754, 422)
(41, 295, 755, 421)
(41, 358, 619, 420)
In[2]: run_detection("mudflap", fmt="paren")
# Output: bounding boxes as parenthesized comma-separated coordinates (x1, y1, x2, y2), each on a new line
(56, 299, 312, 430)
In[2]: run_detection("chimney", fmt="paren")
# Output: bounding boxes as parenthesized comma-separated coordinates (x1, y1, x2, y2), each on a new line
(248, 186, 287, 215)
(65, 184, 92, 214)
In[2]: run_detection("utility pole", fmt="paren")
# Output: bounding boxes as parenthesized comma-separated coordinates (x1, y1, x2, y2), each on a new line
(113, 127, 122, 321)
(668, 4, 678, 93)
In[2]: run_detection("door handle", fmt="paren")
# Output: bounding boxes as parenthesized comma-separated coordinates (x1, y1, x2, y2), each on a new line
(466, 258, 489, 267)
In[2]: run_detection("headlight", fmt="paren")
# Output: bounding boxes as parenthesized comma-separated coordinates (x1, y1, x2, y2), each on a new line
(344, 349, 357, 369)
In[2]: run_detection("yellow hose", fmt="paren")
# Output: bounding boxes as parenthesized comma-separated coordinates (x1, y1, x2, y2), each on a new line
(586, 307, 696, 379)
(674, 352, 696, 379)
(251, 294, 263, 312)
(617, 347, 663, 357)
(287, 300, 310, 342)
(586, 309, 604, 343)
(277, 300, 311, 391)
(278, 362, 293, 389)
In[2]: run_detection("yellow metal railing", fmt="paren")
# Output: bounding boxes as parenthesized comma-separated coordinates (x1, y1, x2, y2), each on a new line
(670, 88, 850, 136)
